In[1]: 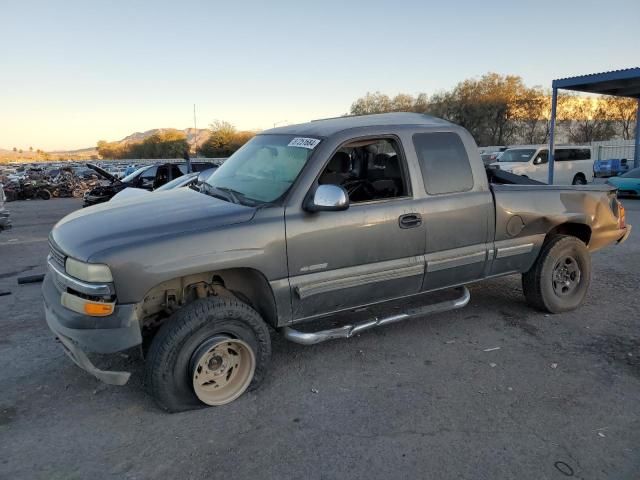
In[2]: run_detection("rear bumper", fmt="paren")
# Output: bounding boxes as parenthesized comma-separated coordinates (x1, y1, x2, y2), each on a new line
(589, 225, 632, 251)
(42, 274, 142, 384)
(617, 225, 632, 244)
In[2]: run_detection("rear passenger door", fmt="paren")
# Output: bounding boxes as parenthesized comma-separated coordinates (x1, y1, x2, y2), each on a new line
(411, 132, 494, 291)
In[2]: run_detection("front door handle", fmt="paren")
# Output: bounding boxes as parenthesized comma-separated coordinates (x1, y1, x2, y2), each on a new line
(399, 213, 422, 229)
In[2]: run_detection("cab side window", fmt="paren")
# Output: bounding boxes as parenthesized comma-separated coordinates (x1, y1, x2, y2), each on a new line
(554, 149, 570, 162)
(138, 166, 158, 189)
(154, 165, 170, 188)
(170, 164, 183, 180)
(413, 132, 473, 195)
(318, 138, 409, 203)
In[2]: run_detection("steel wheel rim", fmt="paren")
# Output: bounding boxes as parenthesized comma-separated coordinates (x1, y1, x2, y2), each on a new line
(191, 336, 256, 406)
(552, 255, 581, 296)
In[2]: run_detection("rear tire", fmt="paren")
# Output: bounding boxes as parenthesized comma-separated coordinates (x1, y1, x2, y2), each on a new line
(145, 297, 271, 412)
(572, 174, 587, 185)
(522, 235, 591, 313)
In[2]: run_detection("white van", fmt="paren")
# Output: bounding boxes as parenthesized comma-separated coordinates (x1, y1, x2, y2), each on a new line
(491, 145, 594, 185)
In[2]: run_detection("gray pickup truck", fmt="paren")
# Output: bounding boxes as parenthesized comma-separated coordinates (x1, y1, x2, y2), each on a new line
(43, 113, 630, 411)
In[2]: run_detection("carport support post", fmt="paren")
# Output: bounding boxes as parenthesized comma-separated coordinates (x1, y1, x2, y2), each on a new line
(547, 87, 558, 184)
(634, 98, 640, 169)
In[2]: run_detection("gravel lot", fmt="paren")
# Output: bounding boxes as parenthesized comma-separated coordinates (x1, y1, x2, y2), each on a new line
(0, 197, 639, 480)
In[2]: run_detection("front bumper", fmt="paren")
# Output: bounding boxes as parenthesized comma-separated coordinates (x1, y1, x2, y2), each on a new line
(42, 274, 142, 385)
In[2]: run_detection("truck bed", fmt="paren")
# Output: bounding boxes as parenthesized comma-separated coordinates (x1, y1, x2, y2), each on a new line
(490, 181, 621, 255)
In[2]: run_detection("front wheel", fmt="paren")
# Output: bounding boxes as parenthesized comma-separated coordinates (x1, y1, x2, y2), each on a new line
(145, 297, 272, 412)
(522, 235, 591, 313)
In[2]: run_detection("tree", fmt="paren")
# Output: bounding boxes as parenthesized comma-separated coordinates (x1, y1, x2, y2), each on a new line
(199, 121, 255, 157)
(565, 97, 617, 143)
(29, 146, 33, 152)
(607, 97, 638, 140)
(350, 91, 429, 115)
(12, 147, 16, 152)
(348, 73, 634, 146)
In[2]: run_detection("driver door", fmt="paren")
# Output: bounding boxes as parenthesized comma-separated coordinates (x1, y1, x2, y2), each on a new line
(285, 137, 426, 321)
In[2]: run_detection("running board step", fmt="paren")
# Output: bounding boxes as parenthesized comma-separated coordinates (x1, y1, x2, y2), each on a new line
(282, 286, 470, 345)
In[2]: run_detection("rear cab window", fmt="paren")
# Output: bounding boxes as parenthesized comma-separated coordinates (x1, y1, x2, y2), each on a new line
(412, 132, 474, 195)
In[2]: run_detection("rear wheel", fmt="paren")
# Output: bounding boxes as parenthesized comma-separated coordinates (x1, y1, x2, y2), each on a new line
(145, 297, 271, 412)
(522, 235, 591, 313)
(572, 174, 587, 185)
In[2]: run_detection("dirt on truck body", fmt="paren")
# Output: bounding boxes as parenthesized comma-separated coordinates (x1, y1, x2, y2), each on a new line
(43, 113, 631, 411)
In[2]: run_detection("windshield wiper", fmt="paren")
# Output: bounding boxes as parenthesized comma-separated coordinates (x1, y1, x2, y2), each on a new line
(215, 187, 242, 204)
(215, 187, 265, 206)
(199, 183, 236, 203)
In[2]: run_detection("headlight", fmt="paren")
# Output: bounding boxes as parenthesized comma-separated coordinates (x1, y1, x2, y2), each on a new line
(65, 257, 113, 283)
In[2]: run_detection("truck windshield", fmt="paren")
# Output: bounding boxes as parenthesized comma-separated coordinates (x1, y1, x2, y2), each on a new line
(498, 149, 536, 162)
(204, 134, 319, 204)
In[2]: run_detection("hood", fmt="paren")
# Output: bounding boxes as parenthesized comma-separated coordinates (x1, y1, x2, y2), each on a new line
(110, 187, 150, 202)
(608, 176, 636, 184)
(87, 163, 119, 183)
(51, 188, 256, 261)
(491, 162, 528, 171)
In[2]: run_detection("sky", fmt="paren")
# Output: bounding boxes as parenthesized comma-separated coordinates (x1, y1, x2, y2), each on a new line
(1, 0, 639, 151)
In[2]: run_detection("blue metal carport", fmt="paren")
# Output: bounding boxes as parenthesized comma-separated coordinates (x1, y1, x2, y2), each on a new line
(548, 67, 640, 184)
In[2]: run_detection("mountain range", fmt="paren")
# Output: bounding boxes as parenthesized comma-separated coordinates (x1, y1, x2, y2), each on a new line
(1, 127, 213, 160)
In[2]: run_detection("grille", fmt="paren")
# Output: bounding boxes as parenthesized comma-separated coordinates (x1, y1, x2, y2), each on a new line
(49, 242, 66, 269)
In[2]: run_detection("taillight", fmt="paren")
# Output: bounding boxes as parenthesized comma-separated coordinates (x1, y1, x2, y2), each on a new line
(617, 200, 626, 229)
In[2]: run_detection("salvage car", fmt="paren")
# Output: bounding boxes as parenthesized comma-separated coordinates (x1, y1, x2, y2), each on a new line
(606, 167, 640, 197)
(43, 113, 631, 412)
(82, 162, 216, 206)
(0, 183, 10, 230)
(109, 167, 217, 202)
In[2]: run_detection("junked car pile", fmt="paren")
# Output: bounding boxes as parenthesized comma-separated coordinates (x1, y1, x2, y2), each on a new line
(0, 165, 103, 202)
(82, 161, 218, 206)
(0, 160, 220, 206)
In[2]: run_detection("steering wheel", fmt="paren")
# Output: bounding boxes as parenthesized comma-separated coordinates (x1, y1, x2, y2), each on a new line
(342, 178, 376, 200)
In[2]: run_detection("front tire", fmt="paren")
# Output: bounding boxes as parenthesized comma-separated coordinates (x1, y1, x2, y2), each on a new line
(522, 235, 591, 313)
(145, 297, 271, 412)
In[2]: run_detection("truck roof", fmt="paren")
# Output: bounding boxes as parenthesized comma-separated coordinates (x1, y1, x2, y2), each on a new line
(263, 112, 454, 138)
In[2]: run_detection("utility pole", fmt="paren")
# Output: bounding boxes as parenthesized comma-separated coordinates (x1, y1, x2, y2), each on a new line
(193, 104, 198, 159)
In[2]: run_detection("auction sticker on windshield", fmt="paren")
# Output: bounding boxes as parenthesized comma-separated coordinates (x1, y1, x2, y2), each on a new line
(288, 137, 321, 149)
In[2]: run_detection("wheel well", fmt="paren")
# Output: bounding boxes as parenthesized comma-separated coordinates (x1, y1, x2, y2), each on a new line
(545, 222, 591, 246)
(140, 268, 278, 329)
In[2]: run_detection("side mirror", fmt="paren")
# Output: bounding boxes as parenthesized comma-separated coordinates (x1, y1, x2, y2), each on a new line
(305, 184, 349, 212)
(533, 157, 542, 165)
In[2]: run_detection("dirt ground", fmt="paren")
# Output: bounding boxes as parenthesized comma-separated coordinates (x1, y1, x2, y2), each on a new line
(0, 197, 639, 480)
